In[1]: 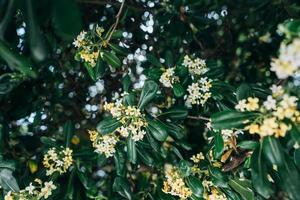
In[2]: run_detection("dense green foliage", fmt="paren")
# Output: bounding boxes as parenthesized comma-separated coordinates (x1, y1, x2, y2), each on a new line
(1, 0, 300, 199)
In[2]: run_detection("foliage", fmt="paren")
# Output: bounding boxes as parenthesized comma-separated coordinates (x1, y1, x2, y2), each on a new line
(1, 0, 300, 199)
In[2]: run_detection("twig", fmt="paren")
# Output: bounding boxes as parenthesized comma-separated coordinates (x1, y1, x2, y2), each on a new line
(187, 115, 210, 121)
(106, 0, 125, 43)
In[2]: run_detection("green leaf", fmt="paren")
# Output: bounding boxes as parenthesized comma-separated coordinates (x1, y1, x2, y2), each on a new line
(147, 119, 168, 142)
(113, 177, 132, 200)
(211, 110, 259, 129)
(66, 170, 75, 199)
(94, 58, 106, 79)
(294, 148, 300, 167)
(250, 145, 273, 199)
(238, 141, 259, 150)
(122, 74, 131, 92)
(96, 118, 120, 134)
(236, 83, 251, 101)
(77, 170, 90, 190)
(109, 43, 129, 56)
(173, 83, 185, 97)
(114, 149, 126, 177)
(102, 50, 121, 69)
(165, 50, 173, 67)
(158, 107, 188, 120)
(64, 121, 74, 147)
(262, 136, 285, 166)
(146, 54, 161, 67)
(228, 178, 255, 200)
(208, 167, 228, 188)
(137, 147, 154, 167)
(52, 0, 82, 40)
(25, 0, 48, 62)
(84, 63, 96, 81)
(0, 0, 17, 40)
(127, 135, 137, 164)
(0, 40, 37, 78)
(0, 169, 19, 193)
(278, 156, 300, 200)
(179, 160, 191, 177)
(186, 176, 203, 197)
(138, 80, 158, 109)
(166, 123, 185, 139)
(214, 132, 224, 159)
(0, 73, 24, 95)
(40, 136, 57, 147)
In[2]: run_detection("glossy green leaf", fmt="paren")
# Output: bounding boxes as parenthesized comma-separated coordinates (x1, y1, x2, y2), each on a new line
(211, 110, 259, 129)
(96, 118, 120, 134)
(114, 149, 126, 177)
(127, 135, 137, 164)
(250, 146, 273, 199)
(64, 121, 74, 147)
(173, 83, 185, 97)
(262, 136, 285, 166)
(158, 107, 188, 120)
(102, 50, 121, 69)
(146, 54, 161, 67)
(0, 40, 37, 78)
(228, 178, 254, 200)
(138, 80, 158, 109)
(186, 176, 203, 197)
(214, 132, 224, 159)
(0, 169, 19, 193)
(147, 119, 168, 142)
(25, 0, 48, 61)
(113, 177, 132, 200)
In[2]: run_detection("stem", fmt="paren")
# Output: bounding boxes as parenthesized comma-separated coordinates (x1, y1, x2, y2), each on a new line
(106, 0, 125, 43)
(187, 115, 210, 121)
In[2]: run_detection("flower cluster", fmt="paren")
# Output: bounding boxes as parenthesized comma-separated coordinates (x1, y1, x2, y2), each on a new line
(183, 55, 207, 76)
(270, 38, 300, 79)
(88, 130, 118, 158)
(186, 77, 212, 105)
(202, 180, 227, 200)
(189, 154, 228, 199)
(235, 85, 300, 138)
(159, 67, 178, 88)
(162, 165, 192, 199)
(43, 147, 73, 176)
(73, 26, 105, 67)
(104, 102, 148, 141)
(5, 179, 56, 200)
(89, 102, 148, 158)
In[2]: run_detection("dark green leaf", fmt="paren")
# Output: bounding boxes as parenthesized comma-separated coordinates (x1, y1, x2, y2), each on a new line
(138, 80, 158, 109)
(147, 119, 168, 142)
(96, 118, 120, 134)
(228, 178, 255, 200)
(262, 136, 285, 166)
(211, 110, 259, 129)
(102, 50, 121, 69)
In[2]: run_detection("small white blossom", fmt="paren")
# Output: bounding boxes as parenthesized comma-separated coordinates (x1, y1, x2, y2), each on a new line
(263, 95, 276, 110)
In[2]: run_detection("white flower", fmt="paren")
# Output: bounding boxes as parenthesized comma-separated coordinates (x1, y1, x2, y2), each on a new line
(159, 67, 178, 88)
(270, 85, 284, 97)
(186, 78, 212, 105)
(183, 55, 207, 75)
(270, 39, 300, 79)
(73, 31, 87, 48)
(263, 95, 276, 110)
(235, 99, 247, 112)
(25, 183, 35, 195)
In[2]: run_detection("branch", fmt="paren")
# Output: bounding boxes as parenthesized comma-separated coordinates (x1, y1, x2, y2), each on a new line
(187, 115, 210, 121)
(106, 0, 125, 43)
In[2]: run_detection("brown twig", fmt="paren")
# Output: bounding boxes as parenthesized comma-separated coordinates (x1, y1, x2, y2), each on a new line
(187, 115, 210, 121)
(106, 0, 125, 43)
